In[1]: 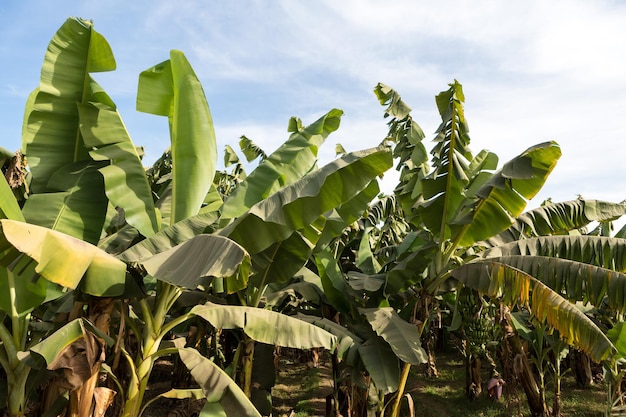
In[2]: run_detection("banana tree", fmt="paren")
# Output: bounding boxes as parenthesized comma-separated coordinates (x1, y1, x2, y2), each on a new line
(0, 217, 126, 417)
(450, 198, 626, 416)
(365, 81, 561, 415)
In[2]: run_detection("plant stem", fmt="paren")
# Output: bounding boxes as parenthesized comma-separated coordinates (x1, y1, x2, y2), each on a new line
(390, 362, 412, 417)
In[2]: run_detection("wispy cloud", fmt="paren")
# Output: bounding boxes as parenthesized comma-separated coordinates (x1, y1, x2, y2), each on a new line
(2, 0, 626, 204)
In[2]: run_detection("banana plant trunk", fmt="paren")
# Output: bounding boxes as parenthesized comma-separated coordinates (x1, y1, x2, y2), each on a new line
(571, 349, 593, 387)
(505, 320, 548, 417)
(465, 353, 482, 400)
(416, 292, 438, 377)
(240, 335, 256, 398)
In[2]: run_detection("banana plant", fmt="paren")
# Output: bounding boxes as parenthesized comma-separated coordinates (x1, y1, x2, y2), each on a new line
(349, 81, 561, 416)
(451, 199, 626, 415)
(0, 217, 126, 417)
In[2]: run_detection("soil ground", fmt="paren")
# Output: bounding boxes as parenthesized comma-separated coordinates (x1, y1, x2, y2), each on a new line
(106, 349, 607, 417)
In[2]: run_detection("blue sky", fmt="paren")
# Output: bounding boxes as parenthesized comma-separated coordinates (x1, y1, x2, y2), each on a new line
(3, 1, 626, 207)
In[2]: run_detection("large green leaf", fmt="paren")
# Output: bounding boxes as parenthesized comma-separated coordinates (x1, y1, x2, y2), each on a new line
(0, 177, 24, 221)
(22, 161, 108, 244)
(220, 146, 392, 255)
(137, 50, 217, 224)
(360, 307, 427, 365)
(118, 212, 219, 262)
(191, 303, 335, 350)
(178, 347, 261, 417)
(455, 141, 561, 246)
(417, 81, 473, 239)
(248, 233, 311, 286)
(0, 257, 46, 317)
(0, 220, 126, 296)
(141, 235, 250, 293)
(452, 261, 617, 362)
(485, 199, 626, 247)
(358, 335, 400, 394)
(221, 109, 343, 221)
(79, 102, 159, 238)
(23, 17, 115, 194)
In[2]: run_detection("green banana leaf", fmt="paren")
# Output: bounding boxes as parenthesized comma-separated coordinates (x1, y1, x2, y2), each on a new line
(415, 81, 473, 239)
(0, 176, 24, 221)
(23, 17, 115, 193)
(247, 233, 311, 286)
(485, 199, 626, 247)
(452, 261, 616, 362)
(20, 18, 155, 247)
(137, 50, 217, 224)
(0, 219, 126, 297)
(455, 142, 561, 246)
(140, 234, 250, 293)
(22, 161, 108, 244)
(358, 335, 400, 394)
(0, 257, 46, 317)
(79, 101, 159, 237)
(178, 347, 261, 417)
(296, 313, 399, 394)
(220, 146, 392, 255)
(315, 248, 353, 315)
(28, 318, 113, 368)
(119, 212, 220, 262)
(221, 109, 343, 221)
(360, 307, 428, 365)
(295, 314, 362, 365)
(191, 303, 335, 350)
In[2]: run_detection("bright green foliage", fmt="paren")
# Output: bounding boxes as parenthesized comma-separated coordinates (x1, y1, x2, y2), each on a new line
(21, 18, 158, 243)
(221, 110, 344, 222)
(138, 50, 217, 225)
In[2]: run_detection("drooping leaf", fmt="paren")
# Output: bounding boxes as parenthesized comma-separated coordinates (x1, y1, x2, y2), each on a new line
(119, 212, 219, 262)
(191, 303, 335, 350)
(178, 347, 261, 417)
(296, 314, 362, 365)
(452, 261, 617, 362)
(482, 235, 626, 271)
(28, 318, 113, 368)
(485, 199, 626, 247)
(357, 335, 400, 394)
(0, 219, 126, 296)
(137, 50, 217, 223)
(315, 249, 353, 315)
(360, 307, 427, 365)
(141, 235, 250, 292)
(482, 255, 626, 313)
(347, 272, 386, 292)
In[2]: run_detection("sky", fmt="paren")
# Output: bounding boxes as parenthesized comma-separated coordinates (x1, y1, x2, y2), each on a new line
(2, 1, 626, 210)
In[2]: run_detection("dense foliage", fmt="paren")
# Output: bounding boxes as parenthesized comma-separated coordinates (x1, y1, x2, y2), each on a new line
(2, 16, 626, 417)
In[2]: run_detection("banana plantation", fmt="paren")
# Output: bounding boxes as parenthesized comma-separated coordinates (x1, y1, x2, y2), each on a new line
(4, 17, 626, 417)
